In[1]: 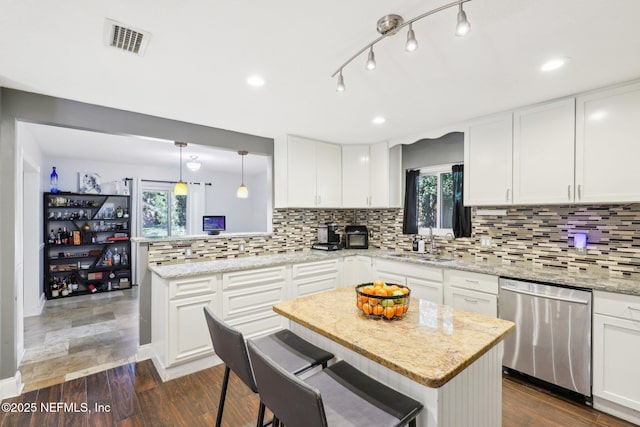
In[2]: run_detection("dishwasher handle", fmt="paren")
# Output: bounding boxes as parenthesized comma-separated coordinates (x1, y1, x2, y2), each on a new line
(500, 285, 590, 305)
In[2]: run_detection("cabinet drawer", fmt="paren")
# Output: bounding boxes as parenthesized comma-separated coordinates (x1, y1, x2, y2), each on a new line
(293, 274, 338, 298)
(445, 270, 498, 294)
(222, 266, 287, 290)
(169, 275, 217, 300)
(445, 286, 498, 317)
(406, 277, 443, 304)
(375, 259, 443, 282)
(292, 259, 339, 279)
(223, 282, 286, 320)
(226, 311, 287, 340)
(594, 291, 640, 320)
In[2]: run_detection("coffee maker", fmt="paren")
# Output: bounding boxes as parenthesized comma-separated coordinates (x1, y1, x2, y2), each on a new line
(312, 221, 341, 251)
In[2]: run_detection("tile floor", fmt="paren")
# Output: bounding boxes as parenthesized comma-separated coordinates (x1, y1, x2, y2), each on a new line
(19, 287, 139, 392)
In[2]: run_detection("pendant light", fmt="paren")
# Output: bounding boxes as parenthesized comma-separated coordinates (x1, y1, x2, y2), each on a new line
(237, 150, 249, 198)
(174, 141, 188, 196)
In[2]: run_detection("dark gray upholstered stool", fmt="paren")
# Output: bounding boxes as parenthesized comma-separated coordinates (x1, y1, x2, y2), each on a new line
(247, 339, 423, 427)
(203, 307, 334, 427)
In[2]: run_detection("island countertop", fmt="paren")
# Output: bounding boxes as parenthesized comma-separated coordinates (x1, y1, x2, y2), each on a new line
(273, 286, 515, 388)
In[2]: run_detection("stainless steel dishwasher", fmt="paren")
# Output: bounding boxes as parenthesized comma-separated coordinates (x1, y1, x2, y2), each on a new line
(499, 278, 592, 401)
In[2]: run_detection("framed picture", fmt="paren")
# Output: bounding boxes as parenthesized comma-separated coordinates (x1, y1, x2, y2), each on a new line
(79, 172, 102, 194)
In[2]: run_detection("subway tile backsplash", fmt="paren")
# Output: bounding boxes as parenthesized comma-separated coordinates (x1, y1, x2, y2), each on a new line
(148, 205, 640, 278)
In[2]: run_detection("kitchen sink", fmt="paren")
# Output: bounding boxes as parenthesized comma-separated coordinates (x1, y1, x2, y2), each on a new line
(419, 257, 455, 263)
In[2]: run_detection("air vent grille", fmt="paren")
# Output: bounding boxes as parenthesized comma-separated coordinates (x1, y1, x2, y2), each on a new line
(104, 19, 150, 56)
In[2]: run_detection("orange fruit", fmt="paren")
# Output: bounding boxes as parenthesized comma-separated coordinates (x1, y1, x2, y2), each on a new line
(403, 304, 408, 313)
(373, 280, 385, 288)
(385, 287, 396, 296)
(369, 297, 378, 305)
(361, 295, 368, 303)
(362, 303, 372, 315)
(400, 287, 410, 295)
(375, 289, 387, 296)
(373, 305, 384, 316)
(383, 306, 395, 319)
(357, 300, 363, 309)
(362, 286, 374, 295)
(395, 305, 404, 317)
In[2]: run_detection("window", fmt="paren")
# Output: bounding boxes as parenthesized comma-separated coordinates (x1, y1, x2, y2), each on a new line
(141, 186, 187, 238)
(417, 165, 454, 233)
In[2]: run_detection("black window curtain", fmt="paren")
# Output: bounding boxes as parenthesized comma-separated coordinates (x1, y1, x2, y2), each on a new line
(452, 164, 471, 238)
(402, 169, 420, 234)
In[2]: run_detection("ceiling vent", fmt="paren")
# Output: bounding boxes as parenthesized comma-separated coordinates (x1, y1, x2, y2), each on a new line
(104, 19, 151, 56)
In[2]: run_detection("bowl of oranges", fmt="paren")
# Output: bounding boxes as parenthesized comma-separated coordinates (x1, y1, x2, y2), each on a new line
(355, 280, 410, 320)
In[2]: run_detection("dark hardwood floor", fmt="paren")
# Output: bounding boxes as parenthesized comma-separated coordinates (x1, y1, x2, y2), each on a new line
(1, 360, 635, 427)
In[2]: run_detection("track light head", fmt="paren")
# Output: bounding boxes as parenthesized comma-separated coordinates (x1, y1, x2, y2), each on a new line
(366, 47, 376, 71)
(336, 71, 345, 92)
(455, 4, 471, 37)
(405, 24, 418, 52)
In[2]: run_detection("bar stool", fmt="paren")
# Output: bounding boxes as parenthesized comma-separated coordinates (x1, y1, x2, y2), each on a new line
(247, 339, 423, 427)
(203, 307, 334, 427)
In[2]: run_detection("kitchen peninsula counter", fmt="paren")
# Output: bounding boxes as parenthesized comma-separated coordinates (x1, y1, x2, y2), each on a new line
(274, 286, 514, 427)
(149, 249, 640, 296)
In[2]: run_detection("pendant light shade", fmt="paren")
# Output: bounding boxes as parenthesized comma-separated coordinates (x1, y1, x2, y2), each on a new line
(455, 3, 471, 37)
(174, 141, 188, 196)
(237, 150, 249, 198)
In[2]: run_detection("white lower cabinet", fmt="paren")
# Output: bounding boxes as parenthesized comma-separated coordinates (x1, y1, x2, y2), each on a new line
(151, 273, 219, 376)
(373, 259, 444, 304)
(593, 291, 640, 424)
(342, 255, 372, 286)
(444, 270, 498, 317)
(292, 259, 340, 297)
(222, 266, 288, 339)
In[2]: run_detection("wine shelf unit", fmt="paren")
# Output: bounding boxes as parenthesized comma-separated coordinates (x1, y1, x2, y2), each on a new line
(43, 191, 132, 299)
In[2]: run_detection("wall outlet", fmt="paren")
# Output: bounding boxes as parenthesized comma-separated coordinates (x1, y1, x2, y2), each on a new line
(479, 236, 492, 248)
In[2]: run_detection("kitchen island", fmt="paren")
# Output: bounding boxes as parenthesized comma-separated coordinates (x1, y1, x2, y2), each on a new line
(273, 286, 515, 427)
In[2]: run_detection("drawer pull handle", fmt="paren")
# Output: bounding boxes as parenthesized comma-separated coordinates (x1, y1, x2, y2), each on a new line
(464, 298, 479, 304)
(465, 279, 480, 284)
(629, 306, 640, 312)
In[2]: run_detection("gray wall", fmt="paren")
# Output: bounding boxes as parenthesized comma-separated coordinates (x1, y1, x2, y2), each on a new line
(401, 132, 464, 170)
(0, 88, 274, 378)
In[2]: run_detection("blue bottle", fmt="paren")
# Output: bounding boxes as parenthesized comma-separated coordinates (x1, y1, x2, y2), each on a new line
(50, 167, 59, 193)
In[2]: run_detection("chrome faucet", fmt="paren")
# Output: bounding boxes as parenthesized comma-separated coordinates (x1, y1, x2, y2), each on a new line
(428, 227, 436, 255)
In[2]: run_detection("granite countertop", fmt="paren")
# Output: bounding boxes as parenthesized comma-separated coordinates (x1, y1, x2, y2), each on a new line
(131, 231, 272, 244)
(274, 286, 515, 388)
(148, 249, 640, 296)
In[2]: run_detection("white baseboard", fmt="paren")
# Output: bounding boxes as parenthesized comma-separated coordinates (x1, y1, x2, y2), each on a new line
(0, 371, 24, 400)
(151, 353, 222, 382)
(136, 344, 154, 362)
(593, 396, 640, 425)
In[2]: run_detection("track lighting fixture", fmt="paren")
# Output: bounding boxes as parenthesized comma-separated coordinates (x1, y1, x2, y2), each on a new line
(366, 47, 376, 70)
(455, 3, 471, 37)
(405, 24, 418, 52)
(336, 70, 345, 92)
(331, 0, 472, 91)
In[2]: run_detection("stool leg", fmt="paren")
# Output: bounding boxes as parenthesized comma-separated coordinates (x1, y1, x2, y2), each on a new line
(256, 401, 266, 427)
(216, 366, 231, 427)
(409, 419, 417, 427)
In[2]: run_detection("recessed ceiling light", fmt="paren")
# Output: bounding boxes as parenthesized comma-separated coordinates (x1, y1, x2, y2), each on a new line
(372, 116, 386, 125)
(540, 57, 571, 72)
(247, 75, 265, 87)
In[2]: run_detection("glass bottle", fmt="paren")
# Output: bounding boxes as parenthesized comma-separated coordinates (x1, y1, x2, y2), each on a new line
(121, 248, 129, 265)
(113, 248, 121, 266)
(50, 167, 59, 193)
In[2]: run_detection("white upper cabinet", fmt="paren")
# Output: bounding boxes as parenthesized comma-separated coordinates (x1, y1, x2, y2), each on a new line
(342, 145, 370, 207)
(513, 98, 576, 204)
(342, 142, 401, 208)
(274, 135, 342, 208)
(576, 81, 640, 203)
(464, 113, 513, 206)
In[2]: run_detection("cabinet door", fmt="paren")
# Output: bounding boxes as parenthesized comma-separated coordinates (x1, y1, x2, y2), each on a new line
(513, 99, 576, 204)
(287, 136, 318, 207)
(576, 82, 640, 203)
(444, 286, 497, 317)
(407, 276, 443, 304)
(342, 145, 370, 207)
(316, 142, 342, 207)
(464, 113, 513, 206)
(369, 142, 390, 207)
(168, 293, 216, 366)
(342, 256, 372, 286)
(593, 313, 640, 411)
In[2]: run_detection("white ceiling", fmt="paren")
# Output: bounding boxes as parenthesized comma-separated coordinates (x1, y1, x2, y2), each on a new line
(24, 122, 267, 175)
(2, 0, 640, 145)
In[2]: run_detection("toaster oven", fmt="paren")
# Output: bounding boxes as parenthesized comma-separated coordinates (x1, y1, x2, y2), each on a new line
(344, 225, 369, 249)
